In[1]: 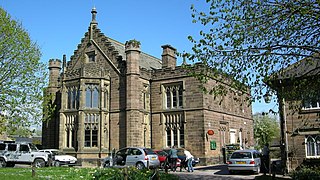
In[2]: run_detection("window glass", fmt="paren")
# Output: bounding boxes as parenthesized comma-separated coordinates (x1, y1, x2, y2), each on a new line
(307, 136, 316, 156)
(164, 83, 183, 109)
(8, 144, 17, 151)
(86, 88, 92, 107)
(19, 144, 29, 152)
(166, 128, 171, 147)
(85, 84, 99, 108)
(92, 129, 98, 147)
(166, 88, 171, 108)
(92, 88, 99, 108)
(84, 129, 91, 147)
(144, 148, 156, 155)
(0, 143, 5, 150)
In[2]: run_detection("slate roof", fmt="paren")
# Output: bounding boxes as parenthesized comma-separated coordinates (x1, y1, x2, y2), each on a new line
(271, 55, 320, 81)
(107, 37, 162, 70)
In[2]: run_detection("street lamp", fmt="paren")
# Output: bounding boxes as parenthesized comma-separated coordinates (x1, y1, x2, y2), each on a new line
(263, 91, 272, 104)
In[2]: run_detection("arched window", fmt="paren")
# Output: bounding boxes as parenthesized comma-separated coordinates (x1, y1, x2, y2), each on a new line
(305, 135, 320, 158)
(164, 113, 185, 148)
(164, 83, 183, 109)
(85, 84, 99, 108)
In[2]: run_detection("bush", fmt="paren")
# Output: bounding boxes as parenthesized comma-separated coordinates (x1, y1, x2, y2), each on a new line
(290, 166, 320, 180)
(92, 167, 179, 180)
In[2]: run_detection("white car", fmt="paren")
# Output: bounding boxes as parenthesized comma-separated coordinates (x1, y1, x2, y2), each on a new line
(39, 149, 77, 167)
(227, 149, 261, 174)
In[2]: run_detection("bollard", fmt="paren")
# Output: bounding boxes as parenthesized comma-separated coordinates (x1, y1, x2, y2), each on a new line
(32, 166, 36, 177)
(124, 167, 128, 180)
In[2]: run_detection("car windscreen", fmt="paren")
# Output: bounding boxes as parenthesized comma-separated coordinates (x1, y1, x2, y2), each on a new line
(230, 152, 252, 159)
(144, 148, 156, 155)
(28, 143, 38, 151)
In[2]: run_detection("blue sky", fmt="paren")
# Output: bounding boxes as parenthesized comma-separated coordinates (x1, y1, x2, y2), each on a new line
(0, 0, 277, 114)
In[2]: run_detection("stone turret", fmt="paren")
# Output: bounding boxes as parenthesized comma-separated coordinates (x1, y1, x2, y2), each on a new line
(125, 40, 141, 75)
(48, 59, 61, 88)
(125, 40, 143, 147)
(161, 44, 176, 69)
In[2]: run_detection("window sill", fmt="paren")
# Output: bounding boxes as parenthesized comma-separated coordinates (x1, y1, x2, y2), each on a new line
(300, 108, 320, 113)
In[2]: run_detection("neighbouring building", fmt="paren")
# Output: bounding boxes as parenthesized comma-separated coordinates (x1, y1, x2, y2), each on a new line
(42, 8, 253, 166)
(268, 55, 320, 172)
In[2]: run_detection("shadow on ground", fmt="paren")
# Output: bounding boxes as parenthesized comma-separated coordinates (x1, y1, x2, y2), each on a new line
(194, 164, 291, 179)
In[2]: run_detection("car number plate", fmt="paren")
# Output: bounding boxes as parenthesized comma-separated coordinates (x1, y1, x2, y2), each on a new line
(236, 161, 246, 164)
(151, 157, 156, 160)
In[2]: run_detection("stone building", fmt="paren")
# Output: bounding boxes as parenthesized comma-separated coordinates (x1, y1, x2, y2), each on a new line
(43, 8, 253, 165)
(268, 55, 320, 172)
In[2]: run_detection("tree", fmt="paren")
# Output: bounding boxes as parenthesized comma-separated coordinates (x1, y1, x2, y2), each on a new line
(186, 0, 320, 102)
(253, 113, 280, 149)
(0, 7, 47, 135)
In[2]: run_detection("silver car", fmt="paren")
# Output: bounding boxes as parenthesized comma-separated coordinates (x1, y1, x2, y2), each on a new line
(103, 147, 160, 169)
(227, 149, 261, 174)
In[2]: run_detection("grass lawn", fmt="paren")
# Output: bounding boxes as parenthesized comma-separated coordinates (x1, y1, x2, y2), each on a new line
(0, 167, 179, 180)
(0, 167, 95, 180)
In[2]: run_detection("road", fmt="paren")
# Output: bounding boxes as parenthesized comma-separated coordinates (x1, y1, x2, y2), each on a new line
(168, 164, 290, 180)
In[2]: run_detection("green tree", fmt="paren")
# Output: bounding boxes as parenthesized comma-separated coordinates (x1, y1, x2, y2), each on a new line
(0, 7, 47, 135)
(253, 113, 280, 149)
(186, 0, 320, 102)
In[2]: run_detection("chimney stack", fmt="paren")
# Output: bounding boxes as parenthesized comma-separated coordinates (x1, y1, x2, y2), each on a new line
(161, 44, 176, 69)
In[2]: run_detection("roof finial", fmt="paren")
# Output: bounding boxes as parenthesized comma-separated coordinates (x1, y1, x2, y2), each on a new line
(91, 6, 97, 24)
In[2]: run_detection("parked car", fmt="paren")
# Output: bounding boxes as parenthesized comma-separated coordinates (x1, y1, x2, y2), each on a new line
(227, 149, 261, 174)
(39, 149, 77, 167)
(0, 141, 49, 168)
(153, 150, 181, 169)
(102, 147, 160, 170)
(163, 148, 200, 167)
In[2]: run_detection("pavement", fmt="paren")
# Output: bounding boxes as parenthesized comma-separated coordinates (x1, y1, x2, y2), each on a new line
(167, 164, 292, 180)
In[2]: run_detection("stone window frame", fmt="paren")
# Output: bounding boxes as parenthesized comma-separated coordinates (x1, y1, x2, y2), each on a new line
(65, 114, 78, 149)
(163, 112, 185, 148)
(67, 86, 80, 110)
(162, 82, 184, 110)
(102, 83, 110, 110)
(86, 51, 96, 63)
(85, 83, 99, 108)
(142, 84, 149, 110)
(301, 91, 320, 110)
(219, 122, 228, 148)
(84, 113, 100, 148)
(305, 135, 320, 158)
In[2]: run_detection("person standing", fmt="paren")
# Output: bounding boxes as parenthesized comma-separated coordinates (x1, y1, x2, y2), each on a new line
(262, 143, 270, 175)
(169, 145, 178, 172)
(184, 149, 194, 172)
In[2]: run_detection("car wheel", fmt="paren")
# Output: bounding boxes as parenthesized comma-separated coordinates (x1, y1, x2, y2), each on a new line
(54, 161, 61, 167)
(136, 162, 145, 170)
(33, 159, 45, 168)
(0, 158, 6, 168)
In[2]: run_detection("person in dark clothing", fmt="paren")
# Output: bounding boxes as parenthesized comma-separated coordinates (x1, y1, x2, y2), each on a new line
(262, 143, 270, 175)
(168, 145, 178, 172)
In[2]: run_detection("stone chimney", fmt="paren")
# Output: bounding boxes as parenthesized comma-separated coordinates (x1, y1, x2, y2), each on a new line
(161, 44, 176, 69)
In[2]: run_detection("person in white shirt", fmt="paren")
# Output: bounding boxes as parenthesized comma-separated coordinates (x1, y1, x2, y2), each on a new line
(184, 149, 194, 172)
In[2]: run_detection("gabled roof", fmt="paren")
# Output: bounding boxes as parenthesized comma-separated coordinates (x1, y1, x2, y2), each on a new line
(272, 55, 320, 80)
